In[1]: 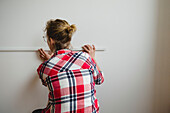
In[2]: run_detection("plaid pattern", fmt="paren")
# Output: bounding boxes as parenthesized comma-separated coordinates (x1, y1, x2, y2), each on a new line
(37, 49, 104, 113)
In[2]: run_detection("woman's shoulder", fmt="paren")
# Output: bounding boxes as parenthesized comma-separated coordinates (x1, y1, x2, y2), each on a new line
(72, 50, 91, 58)
(44, 50, 91, 66)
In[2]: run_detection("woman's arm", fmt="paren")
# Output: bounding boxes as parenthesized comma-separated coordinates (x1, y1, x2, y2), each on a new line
(82, 44, 101, 71)
(82, 44, 104, 85)
(93, 58, 101, 71)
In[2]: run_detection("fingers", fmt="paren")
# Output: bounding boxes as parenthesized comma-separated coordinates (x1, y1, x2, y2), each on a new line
(40, 48, 46, 55)
(41, 48, 47, 55)
(87, 44, 92, 50)
(38, 48, 52, 62)
(38, 48, 46, 56)
(38, 48, 47, 60)
(82, 46, 89, 52)
(40, 54, 44, 59)
(82, 44, 95, 58)
(82, 44, 95, 51)
(84, 45, 90, 51)
(92, 44, 95, 50)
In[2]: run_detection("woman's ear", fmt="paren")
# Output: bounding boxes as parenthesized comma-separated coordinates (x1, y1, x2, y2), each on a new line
(49, 38, 55, 45)
(48, 37, 56, 53)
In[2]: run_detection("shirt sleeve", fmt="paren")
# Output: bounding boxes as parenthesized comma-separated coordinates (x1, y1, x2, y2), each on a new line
(90, 56, 104, 85)
(37, 62, 47, 87)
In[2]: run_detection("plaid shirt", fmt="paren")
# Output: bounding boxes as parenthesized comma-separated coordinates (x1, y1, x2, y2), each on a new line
(37, 49, 104, 113)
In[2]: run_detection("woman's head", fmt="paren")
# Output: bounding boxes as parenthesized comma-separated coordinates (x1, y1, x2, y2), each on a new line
(44, 19, 77, 52)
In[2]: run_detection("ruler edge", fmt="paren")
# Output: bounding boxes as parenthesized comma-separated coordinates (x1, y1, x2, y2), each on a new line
(0, 47, 106, 52)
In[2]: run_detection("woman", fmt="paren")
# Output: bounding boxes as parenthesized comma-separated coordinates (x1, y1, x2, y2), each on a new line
(33, 19, 104, 113)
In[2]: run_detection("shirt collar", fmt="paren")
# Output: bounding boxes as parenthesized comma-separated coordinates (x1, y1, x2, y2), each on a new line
(50, 48, 72, 58)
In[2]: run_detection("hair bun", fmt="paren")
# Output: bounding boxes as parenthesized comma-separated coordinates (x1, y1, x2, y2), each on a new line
(66, 24, 76, 34)
(70, 24, 77, 32)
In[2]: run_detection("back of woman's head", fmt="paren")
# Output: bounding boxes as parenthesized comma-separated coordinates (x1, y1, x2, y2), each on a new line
(44, 19, 77, 51)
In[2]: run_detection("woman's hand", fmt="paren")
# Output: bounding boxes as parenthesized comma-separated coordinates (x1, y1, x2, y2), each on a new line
(82, 44, 101, 70)
(38, 48, 54, 62)
(82, 44, 95, 58)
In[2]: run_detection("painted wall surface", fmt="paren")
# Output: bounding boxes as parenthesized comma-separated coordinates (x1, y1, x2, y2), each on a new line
(0, 0, 169, 113)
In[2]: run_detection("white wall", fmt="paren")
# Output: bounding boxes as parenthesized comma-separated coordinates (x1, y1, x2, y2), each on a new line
(0, 0, 169, 113)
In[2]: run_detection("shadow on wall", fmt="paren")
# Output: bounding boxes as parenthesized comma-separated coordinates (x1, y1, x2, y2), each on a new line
(153, 0, 170, 113)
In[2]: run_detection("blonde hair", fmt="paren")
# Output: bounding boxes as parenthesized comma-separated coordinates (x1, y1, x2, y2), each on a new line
(44, 19, 77, 51)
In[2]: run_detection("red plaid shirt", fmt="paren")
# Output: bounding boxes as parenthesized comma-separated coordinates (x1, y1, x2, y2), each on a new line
(37, 49, 104, 113)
